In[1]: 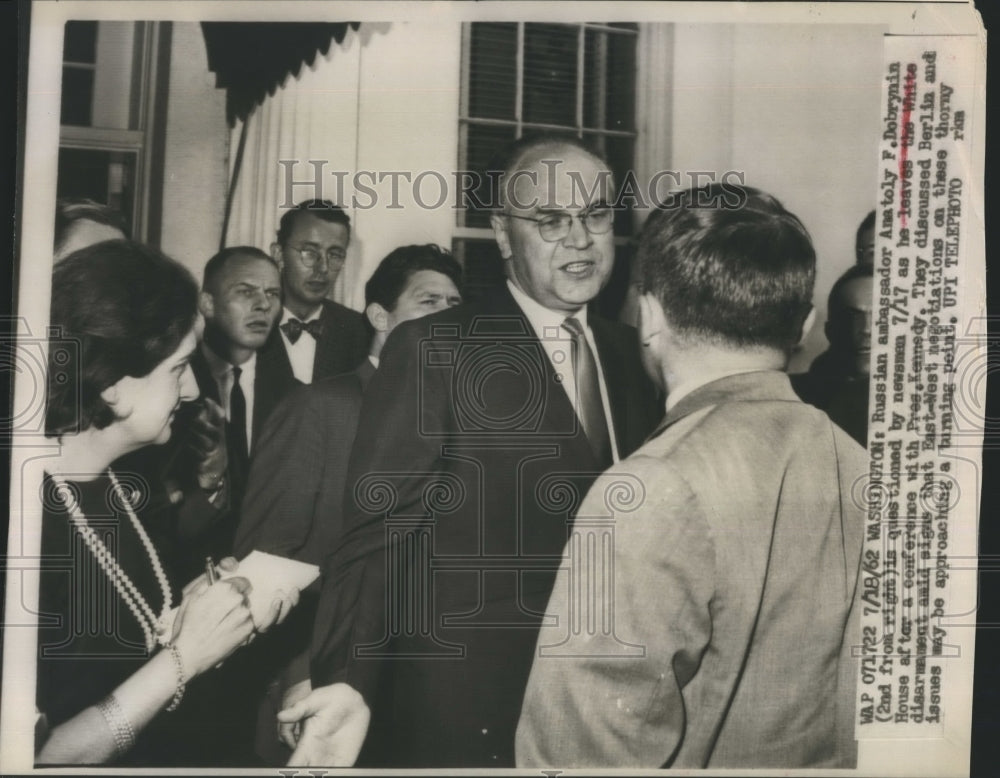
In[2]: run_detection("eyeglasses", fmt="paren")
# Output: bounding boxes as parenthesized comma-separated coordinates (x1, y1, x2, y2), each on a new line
(504, 207, 615, 243)
(286, 244, 347, 268)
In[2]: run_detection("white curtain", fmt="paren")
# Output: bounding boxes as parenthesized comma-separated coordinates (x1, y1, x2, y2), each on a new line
(223, 25, 365, 307)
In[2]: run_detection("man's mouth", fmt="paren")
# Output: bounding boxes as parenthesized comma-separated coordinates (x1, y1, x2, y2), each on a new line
(246, 320, 270, 332)
(560, 261, 595, 277)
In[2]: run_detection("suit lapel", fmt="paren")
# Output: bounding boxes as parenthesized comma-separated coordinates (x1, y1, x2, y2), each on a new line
(482, 287, 596, 466)
(260, 325, 295, 388)
(355, 357, 377, 392)
(312, 301, 341, 381)
(190, 348, 220, 404)
(589, 317, 631, 450)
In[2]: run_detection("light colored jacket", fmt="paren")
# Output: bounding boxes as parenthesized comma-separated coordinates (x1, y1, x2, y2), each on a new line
(516, 370, 867, 769)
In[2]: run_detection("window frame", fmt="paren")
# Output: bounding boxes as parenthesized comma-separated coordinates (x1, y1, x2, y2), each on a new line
(456, 21, 639, 237)
(58, 21, 167, 242)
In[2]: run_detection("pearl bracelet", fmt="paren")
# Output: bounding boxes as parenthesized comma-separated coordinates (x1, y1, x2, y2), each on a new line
(165, 643, 187, 712)
(96, 694, 135, 758)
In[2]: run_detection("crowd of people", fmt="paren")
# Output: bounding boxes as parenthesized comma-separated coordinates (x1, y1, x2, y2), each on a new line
(35, 134, 873, 768)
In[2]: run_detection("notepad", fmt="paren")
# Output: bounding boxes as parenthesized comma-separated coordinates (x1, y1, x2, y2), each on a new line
(161, 551, 320, 638)
(219, 550, 320, 625)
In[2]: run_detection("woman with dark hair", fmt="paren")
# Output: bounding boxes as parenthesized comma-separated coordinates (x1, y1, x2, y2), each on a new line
(35, 240, 289, 765)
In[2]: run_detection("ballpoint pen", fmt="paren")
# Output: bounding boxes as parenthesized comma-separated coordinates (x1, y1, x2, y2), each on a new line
(205, 556, 218, 585)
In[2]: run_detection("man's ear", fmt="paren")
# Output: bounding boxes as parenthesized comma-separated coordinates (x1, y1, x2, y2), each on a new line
(490, 213, 513, 260)
(271, 242, 285, 271)
(366, 302, 390, 333)
(638, 292, 667, 347)
(798, 305, 817, 349)
(198, 290, 215, 320)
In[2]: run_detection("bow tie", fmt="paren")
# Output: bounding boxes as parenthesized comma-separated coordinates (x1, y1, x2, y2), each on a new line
(281, 317, 323, 344)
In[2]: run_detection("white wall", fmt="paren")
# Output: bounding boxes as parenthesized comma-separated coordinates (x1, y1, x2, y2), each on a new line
(349, 21, 463, 310)
(159, 22, 230, 279)
(669, 23, 885, 371)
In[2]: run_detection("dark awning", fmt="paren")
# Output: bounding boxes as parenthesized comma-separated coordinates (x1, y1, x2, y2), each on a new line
(201, 22, 360, 126)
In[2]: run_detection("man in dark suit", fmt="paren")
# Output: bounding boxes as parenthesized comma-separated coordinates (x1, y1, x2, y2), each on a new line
(258, 199, 370, 387)
(299, 136, 660, 767)
(516, 185, 866, 769)
(186, 245, 285, 562)
(231, 244, 463, 764)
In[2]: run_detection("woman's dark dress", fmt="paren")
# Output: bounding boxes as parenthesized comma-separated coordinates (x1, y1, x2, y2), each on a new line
(36, 472, 229, 766)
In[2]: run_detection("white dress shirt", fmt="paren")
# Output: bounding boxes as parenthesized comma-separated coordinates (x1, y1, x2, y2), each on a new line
(506, 280, 621, 462)
(278, 305, 322, 384)
(201, 342, 258, 450)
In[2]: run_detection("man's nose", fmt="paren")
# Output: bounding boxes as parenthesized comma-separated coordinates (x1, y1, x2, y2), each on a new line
(562, 214, 593, 249)
(252, 291, 271, 310)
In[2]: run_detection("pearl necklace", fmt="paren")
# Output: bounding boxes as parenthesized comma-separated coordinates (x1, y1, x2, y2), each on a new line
(49, 469, 173, 651)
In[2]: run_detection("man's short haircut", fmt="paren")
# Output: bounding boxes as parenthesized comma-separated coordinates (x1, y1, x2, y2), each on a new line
(203, 245, 277, 293)
(364, 244, 462, 312)
(276, 199, 351, 246)
(638, 183, 816, 352)
(54, 198, 129, 253)
(828, 262, 875, 314)
(46, 240, 198, 437)
(486, 133, 611, 209)
(855, 210, 876, 249)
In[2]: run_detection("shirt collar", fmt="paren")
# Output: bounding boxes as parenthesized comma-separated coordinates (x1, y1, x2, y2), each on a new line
(505, 279, 587, 336)
(201, 341, 257, 380)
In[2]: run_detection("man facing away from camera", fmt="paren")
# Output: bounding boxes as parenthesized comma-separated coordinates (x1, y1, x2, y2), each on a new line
(516, 184, 867, 769)
(298, 135, 660, 767)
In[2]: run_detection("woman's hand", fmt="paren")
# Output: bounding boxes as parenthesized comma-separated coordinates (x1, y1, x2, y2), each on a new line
(181, 556, 239, 597)
(256, 587, 301, 633)
(170, 575, 254, 677)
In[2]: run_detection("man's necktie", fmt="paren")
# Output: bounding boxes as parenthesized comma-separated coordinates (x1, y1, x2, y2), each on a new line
(227, 365, 249, 467)
(280, 317, 323, 344)
(562, 316, 612, 469)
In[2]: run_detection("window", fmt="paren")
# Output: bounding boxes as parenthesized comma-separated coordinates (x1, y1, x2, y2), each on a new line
(58, 21, 167, 241)
(454, 22, 638, 308)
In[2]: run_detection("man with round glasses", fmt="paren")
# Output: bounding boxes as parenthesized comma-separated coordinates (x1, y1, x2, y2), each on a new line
(311, 135, 660, 767)
(260, 200, 370, 387)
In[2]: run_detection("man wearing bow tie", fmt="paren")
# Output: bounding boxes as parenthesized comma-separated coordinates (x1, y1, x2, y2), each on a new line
(259, 199, 370, 387)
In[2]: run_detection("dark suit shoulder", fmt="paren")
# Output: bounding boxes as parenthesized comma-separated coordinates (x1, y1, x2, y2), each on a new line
(589, 312, 639, 349)
(322, 299, 366, 327)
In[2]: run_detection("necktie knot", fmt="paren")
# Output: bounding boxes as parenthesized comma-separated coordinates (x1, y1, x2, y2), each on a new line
(561, 315, 585, 339)
(281, 317, 323, 344)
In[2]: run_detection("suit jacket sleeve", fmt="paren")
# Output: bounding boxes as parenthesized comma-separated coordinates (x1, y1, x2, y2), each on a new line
(233, 384, 327, 561)
(515, 460, 715, 768)
(311, 319, 445, 699)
